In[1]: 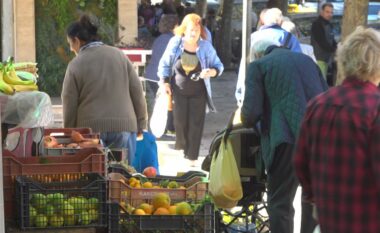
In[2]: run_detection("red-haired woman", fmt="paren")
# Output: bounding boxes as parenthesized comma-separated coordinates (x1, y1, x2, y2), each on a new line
(157, 13, 224, 166)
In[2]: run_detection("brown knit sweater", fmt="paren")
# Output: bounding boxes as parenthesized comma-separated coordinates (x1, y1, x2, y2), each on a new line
(62, 45, 147, 133)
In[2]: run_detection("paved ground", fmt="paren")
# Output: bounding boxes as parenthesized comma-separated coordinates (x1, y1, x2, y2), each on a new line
(51, 70, 303, 233)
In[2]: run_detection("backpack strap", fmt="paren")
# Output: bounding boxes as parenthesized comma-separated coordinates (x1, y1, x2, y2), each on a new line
(283, 32, 292, 49)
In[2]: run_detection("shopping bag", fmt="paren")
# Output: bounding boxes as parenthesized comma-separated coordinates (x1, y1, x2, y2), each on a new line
(132, 131, 159, 174)
(209, 138, 243, 209)
(150, 87, 169, 138)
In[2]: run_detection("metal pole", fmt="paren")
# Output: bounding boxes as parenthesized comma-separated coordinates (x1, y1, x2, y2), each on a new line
(2, 0, 14, 60)
(0, 109, 5, 233)
(242, 0, 252, 82)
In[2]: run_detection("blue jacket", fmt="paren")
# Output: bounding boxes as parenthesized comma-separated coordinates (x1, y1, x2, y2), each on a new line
(157, 36, 224, 112)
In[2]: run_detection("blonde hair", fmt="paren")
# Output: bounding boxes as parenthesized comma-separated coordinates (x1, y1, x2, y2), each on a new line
(336, 27, 380, 84)
(262, 8, 283, 26)
(174, 13, 207, 40)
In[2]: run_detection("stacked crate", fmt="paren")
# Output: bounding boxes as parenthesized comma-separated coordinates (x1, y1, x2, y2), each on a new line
(107, 166, 215, 233)
(3, 127, 107, 230)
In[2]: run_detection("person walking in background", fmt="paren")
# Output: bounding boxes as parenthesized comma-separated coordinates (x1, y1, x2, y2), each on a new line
(281, 17, 316, 62)
(241, 39, 328, 233)
(157, 13, 224, 167)
(235, 8, 302, 106)
(62, 14, 147, 164)
(145, 14, 179, 133)
(311, 3, 337, 79)
(294, 27, 380, 233)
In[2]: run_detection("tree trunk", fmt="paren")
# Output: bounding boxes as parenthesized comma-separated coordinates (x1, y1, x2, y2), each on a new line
(195, 0, 207, 19)
(267, 0, 288, 16)
(215, 0, 233, 68)
(341, 0, 368, 41)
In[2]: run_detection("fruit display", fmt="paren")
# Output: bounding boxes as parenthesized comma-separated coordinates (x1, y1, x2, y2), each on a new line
(28, 193, 100, 227)
(0, 57, 38, 95)
(109, 196, 215, 233)
(108, 173, 208, 209)
(16, 173, 107, 229)
(120, 192, 196, 216)
(43, 130, 101, 155)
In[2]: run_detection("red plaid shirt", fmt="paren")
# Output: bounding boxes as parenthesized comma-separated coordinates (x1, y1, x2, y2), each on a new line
(294, 78, 380, 233)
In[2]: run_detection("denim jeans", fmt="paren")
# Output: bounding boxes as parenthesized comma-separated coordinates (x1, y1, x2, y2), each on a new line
(100, 131, 137, 164)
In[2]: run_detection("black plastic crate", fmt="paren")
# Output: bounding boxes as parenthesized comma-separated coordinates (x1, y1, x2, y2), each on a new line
(108, 202, 215, 233)
(16, 173, 107, 229)
(108, 163, 207, 182)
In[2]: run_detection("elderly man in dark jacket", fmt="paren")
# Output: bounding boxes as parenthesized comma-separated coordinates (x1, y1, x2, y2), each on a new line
(241, 40, 328, 233)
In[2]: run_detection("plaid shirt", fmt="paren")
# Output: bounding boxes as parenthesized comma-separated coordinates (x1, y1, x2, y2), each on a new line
(294, 78, 380, 233)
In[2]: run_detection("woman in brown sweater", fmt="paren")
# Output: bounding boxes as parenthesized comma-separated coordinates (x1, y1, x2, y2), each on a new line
(62, 15, 147, 163)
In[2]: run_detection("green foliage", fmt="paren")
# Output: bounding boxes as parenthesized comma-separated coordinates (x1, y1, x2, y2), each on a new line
(35, 0, 118, 96)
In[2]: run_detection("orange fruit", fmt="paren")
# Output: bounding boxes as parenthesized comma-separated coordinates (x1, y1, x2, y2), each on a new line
(153, 207, 170, 215)
(152, 193, 171, 209)
(133, 209, 146, 215)
(168, 205, 177, 215)
(142, 182, 153, 188)
(176, 202, 192, 215)
(139, 203, 154, 215)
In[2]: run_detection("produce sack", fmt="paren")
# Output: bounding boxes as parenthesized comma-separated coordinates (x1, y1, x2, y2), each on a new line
(209, 138, 243, 209)
(150, 87, 168, 138)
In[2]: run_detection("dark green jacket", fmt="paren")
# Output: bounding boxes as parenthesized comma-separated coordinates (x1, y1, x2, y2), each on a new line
(241, 47, 328, 169)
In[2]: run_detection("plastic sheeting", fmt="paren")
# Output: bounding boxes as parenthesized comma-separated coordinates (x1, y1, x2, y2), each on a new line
(0, 91, 54, 128)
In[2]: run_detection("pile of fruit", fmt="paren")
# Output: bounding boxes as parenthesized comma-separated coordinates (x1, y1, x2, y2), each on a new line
(44, 130, 100, 149)
(121, 192, 195, 216)
(121, 176, 186, 189)
(0, 57, 38, 95)
(28, 192, 100, 228)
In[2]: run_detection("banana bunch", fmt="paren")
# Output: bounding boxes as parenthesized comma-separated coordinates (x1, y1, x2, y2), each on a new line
(0, 57, 39, 95)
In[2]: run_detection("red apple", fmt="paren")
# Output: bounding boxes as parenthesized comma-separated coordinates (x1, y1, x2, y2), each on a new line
(143, 167, 157, 178)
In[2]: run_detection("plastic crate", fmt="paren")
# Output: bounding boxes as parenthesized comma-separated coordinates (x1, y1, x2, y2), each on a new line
(108, 173, 208, 207)
(108, 202, 215, 233)
(108, 163, 207, 182)
(44, 128, 93, 136)
(16, 173, 107, 229)
(42, 134, 101, 156)
(3, 147, 105, 220)
(43, 128, 101, 156)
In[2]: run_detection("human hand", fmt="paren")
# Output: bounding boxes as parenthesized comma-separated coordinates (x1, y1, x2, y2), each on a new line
(200, 68, 217, 79)
(163, 83, 172, 95)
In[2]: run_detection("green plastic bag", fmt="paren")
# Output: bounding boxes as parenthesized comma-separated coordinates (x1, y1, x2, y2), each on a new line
(209, 139, 243, 209)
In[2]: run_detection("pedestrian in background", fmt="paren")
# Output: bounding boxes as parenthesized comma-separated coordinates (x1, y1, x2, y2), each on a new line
(311, 3, 337, 79)
(295, 27, 380, 233)
(145, 14, 179, 133)
(62, 14, 147, 164)
(235, 8, 302, 106)
(157, 13, 224, 167)
(241, 39, 328, 233)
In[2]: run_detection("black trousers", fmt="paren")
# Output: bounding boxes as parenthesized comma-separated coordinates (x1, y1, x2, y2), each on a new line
(267, 143, 316, 233)
(172, 89, 206, 160)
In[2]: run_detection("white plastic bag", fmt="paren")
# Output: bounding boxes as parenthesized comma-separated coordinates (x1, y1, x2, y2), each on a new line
(149, 86, 169, 138)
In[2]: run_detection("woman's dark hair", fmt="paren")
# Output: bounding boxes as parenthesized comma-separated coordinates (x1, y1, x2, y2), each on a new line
(67, 14, 100, 43)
